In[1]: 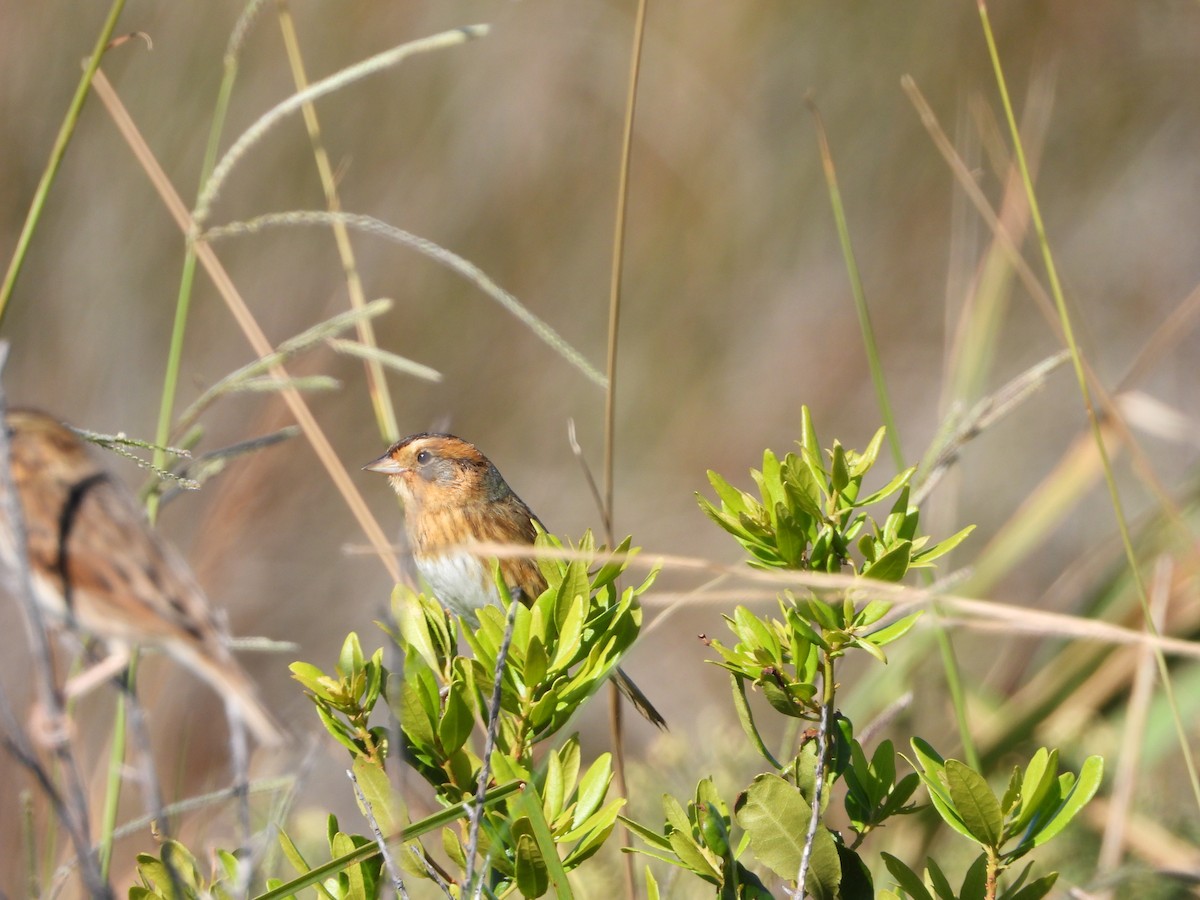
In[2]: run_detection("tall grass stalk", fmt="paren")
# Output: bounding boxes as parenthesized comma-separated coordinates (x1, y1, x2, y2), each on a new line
(978, 0, 1200, 812)
(0, 0, 127, 326)
(91, 69, 401, 583)
(807, 97, 979, 771)
(604, 1, 650, 896)
(275, 1, 400, 444)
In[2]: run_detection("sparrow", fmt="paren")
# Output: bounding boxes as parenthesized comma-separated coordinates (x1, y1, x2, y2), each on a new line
(0, 409, 282, 746)
(365, 432, 666, 729)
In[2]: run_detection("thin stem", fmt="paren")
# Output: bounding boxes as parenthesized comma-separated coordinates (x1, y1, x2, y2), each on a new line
(979, 0, 1200, 811)
(91, 70, 401, 583)
(0, 0, 127, 326)
(985, 846, 1000, 900)
(464, 598, 519, 895)
(807, 96, 978, 770)
(194, 26, 489, 227)
(796, 654, 836, 898)
(604, 4, 649, 898)
(349, 769, 407, 898)
(275, 0, 399, 443)
(805, 97, 901, 468)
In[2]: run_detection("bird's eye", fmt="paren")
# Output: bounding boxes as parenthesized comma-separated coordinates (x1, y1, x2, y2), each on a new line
(416, 449, 432, 465)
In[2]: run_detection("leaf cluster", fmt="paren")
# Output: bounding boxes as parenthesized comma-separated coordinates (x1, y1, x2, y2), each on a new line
(286, 530, 654, 897)
(626, 415, 1098, 900)
(881, 741, 1104, 900)
(698, 407, 971, 578)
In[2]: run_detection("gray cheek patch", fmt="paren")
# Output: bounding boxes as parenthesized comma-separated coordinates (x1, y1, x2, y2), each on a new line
(426, 459, 457, 484)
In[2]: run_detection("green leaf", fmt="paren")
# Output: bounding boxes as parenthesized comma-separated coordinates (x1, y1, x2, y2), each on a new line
(512, 833, 547, 898)
(543, 750, 566, 824)
(396, 673, 436, 749)
(836, 843, 876, 900)
(911, 524, 976, 566)
(662, 793, 692, 838)
(665, 829, 721, 882)
(706, 471, 753, 515)
(330, 832, 368, 900)
(854, 466, 915, 507)
(1012, 747, 1056, 834)
(590, 535, 634, 593)
(315, 704, 361, 756)
(437, 681, 475, 754)
(352, 757, 401, 836)
(856, 599, 891, 628)
(871, 739, 897, 795)
(1001, 766, 1022, 817)
(1004, 872, 1058, 900)
(288, 661, 334, 698)
(734, 774, 840, 897)
(730, 674, 782, 769)
(645, 867, 661, 900)
(559, 558, 590, 621)
(697, 802, 731, 858)
(881, 853, 933, 900)
(339, 632, 364, 677)
(945, 761, 1003, 848)
(907, 740, 976, 842)
(776, 505, 809, 567)
(799, 406, 821, 465)
(443, 827, 466, 869)
(831, 443, 851, 493)
(862, 540, 912, 582)
(573, 753, 613, 830)
(513, 787, 575, 898)
(562, 797, 624, 863)
(1026, 755, 1103, 848)
(959, 852, 988, 900)
(852, 427, 887, 476)
(855, 638, 888, 664)
(759, 449, 785, 509)
(550, 592, 586, 671)
(524, 636, 549, 691)
(618, 814, 672, 850)
(865, 611, 923, 648)
(925, 857, 956, 900)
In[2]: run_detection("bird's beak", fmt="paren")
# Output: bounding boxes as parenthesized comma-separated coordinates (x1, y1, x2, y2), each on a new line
(363, 454, 404, 475)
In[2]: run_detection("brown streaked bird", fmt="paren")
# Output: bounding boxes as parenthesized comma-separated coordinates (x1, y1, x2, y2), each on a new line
(0, 409, 282, 746)
(365, 433, 666, 729)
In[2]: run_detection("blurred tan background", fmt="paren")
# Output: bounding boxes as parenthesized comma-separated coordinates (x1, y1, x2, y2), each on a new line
(2, 0, 1199, 894)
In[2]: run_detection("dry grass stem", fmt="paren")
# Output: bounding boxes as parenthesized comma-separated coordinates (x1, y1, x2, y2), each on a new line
(91, 69, 401, 583)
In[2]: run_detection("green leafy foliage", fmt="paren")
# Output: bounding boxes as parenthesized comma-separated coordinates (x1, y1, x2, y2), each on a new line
(627, 414, 1098, 900)
(130, 842, 241, 900)
(290, 632, 387, 763)
(620, 778, 774, 899)
(286, 530, 651, 897)
(697, 408, 972, 578)
(907, 739, 1103, 863)
(843, 739, 922, 840)
(130, 417, 1098, 900)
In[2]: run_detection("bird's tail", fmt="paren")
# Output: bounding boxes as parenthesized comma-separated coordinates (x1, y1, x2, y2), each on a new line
(170, 640, 285, 747)
(613, 666, 668, 730)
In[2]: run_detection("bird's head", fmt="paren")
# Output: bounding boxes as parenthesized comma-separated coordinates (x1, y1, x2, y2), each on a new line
(364, 433, 508, 512)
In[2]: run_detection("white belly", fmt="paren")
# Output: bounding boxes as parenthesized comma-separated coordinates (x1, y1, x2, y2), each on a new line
(416, 549, 499, 625)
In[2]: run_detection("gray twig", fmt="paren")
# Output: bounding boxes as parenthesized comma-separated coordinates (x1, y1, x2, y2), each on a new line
(464, 598, 520, 896)
(348, 768, 407, 898)
(795, 699, 832, 899)
(915, 351, 1069, 505)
